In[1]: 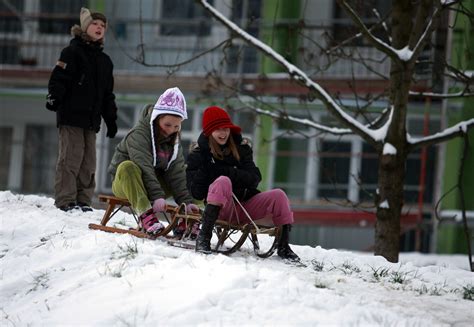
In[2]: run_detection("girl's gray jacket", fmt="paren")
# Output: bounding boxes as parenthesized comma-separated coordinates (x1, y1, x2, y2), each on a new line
(108, 104, 193, 205)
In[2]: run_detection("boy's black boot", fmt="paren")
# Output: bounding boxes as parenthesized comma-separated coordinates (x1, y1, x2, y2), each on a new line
(277, 224, 300, 261)
(195, 204, 220, 254)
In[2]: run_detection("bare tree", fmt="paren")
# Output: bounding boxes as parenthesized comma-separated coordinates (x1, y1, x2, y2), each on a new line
(185, 0, 474, 263)
(129, 0, 473, 262)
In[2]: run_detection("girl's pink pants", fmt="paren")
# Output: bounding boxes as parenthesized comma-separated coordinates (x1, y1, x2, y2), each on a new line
(206, 176, 294, 226)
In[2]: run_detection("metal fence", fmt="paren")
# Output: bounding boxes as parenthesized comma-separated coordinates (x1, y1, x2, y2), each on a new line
(0, 11, 395, 79)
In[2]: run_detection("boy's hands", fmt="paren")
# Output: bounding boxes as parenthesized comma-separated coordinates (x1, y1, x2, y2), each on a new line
(106, 121, 117, 138)
(45, 94, 59, 111)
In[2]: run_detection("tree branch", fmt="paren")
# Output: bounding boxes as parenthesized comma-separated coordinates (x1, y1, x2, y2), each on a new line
(236, 95, 393, 136)
(237, 96, 352, 135)
(197, 0, 382, 147)
(409, 2, 444, 65)
(135, 39, 231, 68)
(335, 0, 401, 63)
(408, 119, 474, 150)
(409, 90, 474, 99)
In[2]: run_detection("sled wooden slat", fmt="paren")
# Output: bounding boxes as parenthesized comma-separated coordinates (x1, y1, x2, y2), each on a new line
(89, 223, 155, 239)
(98, 194, 136, 226)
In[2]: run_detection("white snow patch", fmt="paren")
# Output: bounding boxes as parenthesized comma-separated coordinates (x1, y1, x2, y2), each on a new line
(379, 200, 390, 209)
(383, 143, 397, 155)
(1, 190, 473, 325)
(394, 46, 413, 61)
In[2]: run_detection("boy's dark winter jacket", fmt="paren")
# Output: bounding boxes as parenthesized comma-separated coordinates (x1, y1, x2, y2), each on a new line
(186, 133, 262, 202)
(47, 34, 117, 133)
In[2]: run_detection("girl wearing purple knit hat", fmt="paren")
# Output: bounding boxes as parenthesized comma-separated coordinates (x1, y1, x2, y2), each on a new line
(108, 87, 199, 236)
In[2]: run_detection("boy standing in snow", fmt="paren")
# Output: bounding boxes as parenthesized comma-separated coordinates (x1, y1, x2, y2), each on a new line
(108, 87, 199, 235)
(46, 8, 118, 212)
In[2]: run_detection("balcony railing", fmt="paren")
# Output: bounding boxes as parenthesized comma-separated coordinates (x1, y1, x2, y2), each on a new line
(0, 12, 399, 79)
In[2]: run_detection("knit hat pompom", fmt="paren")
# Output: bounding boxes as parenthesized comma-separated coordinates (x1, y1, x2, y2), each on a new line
(80, 7, 107, 31)
(202, 106, 241, 136)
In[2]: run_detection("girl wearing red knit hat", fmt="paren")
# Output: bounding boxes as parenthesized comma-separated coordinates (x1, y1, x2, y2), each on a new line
(186, 106, 299, 261)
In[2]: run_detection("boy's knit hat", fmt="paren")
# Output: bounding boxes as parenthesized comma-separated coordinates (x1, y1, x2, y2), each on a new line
(151, 87, 188, 123)
(80, 7, 107, 31)
(202, 106, 241, 136)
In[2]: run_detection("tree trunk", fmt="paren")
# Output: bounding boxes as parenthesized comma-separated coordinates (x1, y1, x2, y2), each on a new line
(373, 0, 414, 263)
(374, 153, 406, 263)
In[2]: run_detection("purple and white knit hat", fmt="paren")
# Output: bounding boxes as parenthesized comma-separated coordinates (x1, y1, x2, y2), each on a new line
(150, 87, 186, 168)
(151, 87, 187, 121)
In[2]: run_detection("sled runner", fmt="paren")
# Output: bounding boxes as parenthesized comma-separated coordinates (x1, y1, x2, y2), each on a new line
(88, 195, 281, 258)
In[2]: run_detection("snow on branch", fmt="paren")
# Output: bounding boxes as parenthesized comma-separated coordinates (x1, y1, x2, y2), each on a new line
(237, 95, 394, 137)
(197, 0, 387, 145)
(409, 90, 474, 99)
(237, 96, 350, 135)
(408, 118, 474, 149)
(336, 0, 407, 62)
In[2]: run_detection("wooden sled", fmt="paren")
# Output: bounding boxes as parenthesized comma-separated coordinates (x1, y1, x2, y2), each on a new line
(89, 195, 281, 258)
(88, 195, 194, 240)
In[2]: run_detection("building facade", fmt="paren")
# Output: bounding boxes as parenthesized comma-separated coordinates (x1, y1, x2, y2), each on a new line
(1, 0, 472, 253)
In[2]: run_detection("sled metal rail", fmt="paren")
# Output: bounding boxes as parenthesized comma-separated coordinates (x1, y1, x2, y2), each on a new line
(88, 195, 280, 258)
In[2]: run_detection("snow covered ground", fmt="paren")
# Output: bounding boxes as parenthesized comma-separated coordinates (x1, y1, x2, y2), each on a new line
(1, 191, 473, 326)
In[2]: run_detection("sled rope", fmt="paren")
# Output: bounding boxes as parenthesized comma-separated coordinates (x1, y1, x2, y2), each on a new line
(232, 192, 261, 233)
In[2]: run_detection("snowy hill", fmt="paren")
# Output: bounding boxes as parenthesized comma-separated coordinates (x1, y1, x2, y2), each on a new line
(1, 191, 473, 326)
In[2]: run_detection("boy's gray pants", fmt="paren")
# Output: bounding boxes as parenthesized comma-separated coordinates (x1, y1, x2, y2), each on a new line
(54, 125, 96, 208)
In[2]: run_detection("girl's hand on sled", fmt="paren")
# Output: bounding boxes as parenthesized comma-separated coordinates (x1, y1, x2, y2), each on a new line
(152, 198, 167, 213)
(186, 203, 200, 213)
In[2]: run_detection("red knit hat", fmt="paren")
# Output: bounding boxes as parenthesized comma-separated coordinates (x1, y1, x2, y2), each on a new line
(202, 106, 242, 136)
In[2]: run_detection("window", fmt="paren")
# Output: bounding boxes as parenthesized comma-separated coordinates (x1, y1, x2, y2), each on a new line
(318, 141, 351, 198)
(274, 137, 308, 198)
(0, 0, 22, 64)
(39, 0, 82, 34)
(160, 0, 213, 36)
(405, 147, 436, 203)
(0, 41, 20, 64)
(408, 117, 441, 136)
(226, 0, 261, 73)
(359, 143, 378, 201)
(0, 0, 23, 33)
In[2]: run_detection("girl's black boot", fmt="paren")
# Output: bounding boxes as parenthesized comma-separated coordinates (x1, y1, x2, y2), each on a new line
(277, 224, 300, 261)
(195, 204, 220, 254)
